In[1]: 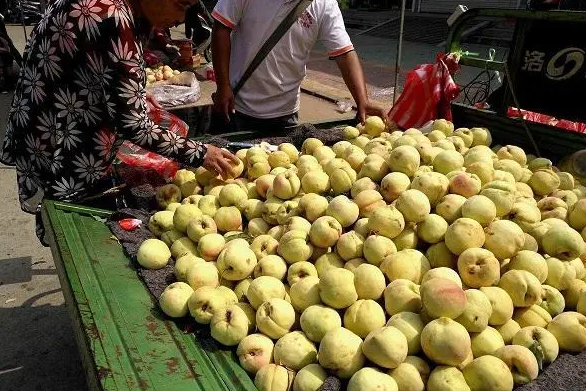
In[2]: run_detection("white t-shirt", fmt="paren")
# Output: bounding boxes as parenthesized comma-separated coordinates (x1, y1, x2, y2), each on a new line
(212, 0, 354, 119)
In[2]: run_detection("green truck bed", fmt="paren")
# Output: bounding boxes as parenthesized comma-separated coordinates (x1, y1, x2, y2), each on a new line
(42, 201, 257, 391)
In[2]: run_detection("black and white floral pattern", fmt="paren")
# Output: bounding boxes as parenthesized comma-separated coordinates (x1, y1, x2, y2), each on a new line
(1, 0, 207, 215)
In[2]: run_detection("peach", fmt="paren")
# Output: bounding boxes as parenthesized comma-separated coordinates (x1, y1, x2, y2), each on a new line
(354, 264, 386, 300)
(528, 169, 560, 196)
(542, 225, 585, 261)
(457, 248, 500, 288)
(426, 242, 457, 269)
(326, 195, 359, 228)
(389, 356, 429, 391)
(494, 159, 524, 182)
(461, 195, 496, 227)
(410, 172, 449, 206)
(359, 153, 389, 182)
(456, 289, 492, 332)
(564, 278, 586, 309)
(470, 325, 505, 358)
(384, 279, 422, 315)
(433, 150, 464, 174)
(348, 367, 398, 391)
(344, 299, 387, 338)
(539, 284, 565, 316)
(386, 312, 424, 355)
(353, 189, 386, 218)
(387, 145, 421, 177)
(495, 319, 520, 344)
(417, 214, 448, 244)
(368, 205, 406, 239)
(318, 327, 365, 379)
(462, 356, 514, 391)
(420, 278, 467, 319)
(362, 326, 408, 369)
(435, 194, 467, 224)
(514, 305, 552, 328)
(309, 216, 342, 248)
(545, 256, 576, 290)
(319, 268, 358, 309)
(508, 250, 548, 283)
(480, 180, 517, 217)
(480, 286, 514, 326)
(513, 326, 559, 364)
(298, 193, 328, 222)
(547, 311, 586, 352)
(498, 270, 542, 307)
(380, 249, 430, 284)
(290, 276, 321, 312)
(449, 172, 482, 198)
(364, 235, 397, 266)
(444, 218, 485, 255)
(466, 162, 494, 186)
(380, 172, 411, 202)
(427, 366, 470, 391)
(396, 189, 431, 223)
(484, 220, 525, 260)
(421, 317, 471, 366)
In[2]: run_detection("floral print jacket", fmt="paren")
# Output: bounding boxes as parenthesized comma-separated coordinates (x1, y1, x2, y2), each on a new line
(0, 0, 207, 214)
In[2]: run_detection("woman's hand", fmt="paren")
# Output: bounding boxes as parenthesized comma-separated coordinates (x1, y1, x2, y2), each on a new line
(203, 144, 240, 179)
(357, 102, 388, 124)
(146, 91, 162, 111)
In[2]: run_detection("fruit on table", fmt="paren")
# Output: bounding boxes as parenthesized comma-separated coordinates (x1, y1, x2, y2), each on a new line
(362, 326, 408, 369)
(462, 355, 514, 391)
(318, 327, 365, 379)
(421, 317, 471, 366)
(158, 282, 194, 317)
(137, 238, 171, 269)
(145, 65, 181, 85)
(138, 116, 586, 390)
(237, 334, 275, 374)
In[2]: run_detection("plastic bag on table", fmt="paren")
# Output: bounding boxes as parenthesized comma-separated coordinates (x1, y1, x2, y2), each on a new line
(148, 71, 201, 108)
(388, 53, 461, 130)
(116, 141, 179, 181)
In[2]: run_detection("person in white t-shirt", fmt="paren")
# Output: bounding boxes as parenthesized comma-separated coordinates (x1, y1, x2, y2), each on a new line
(211, 0, 385, 133)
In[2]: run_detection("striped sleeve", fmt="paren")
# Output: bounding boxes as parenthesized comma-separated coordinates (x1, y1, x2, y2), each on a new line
(212, 0, 243, 29)
(319, 0, 354, 59)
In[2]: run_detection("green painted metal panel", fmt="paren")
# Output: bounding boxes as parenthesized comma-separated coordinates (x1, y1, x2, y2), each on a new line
(42, 201, 257, 391)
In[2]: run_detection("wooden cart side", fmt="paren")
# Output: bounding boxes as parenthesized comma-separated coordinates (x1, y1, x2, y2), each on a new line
(42, 201, 108, 391)
(41, 201, 257, 391)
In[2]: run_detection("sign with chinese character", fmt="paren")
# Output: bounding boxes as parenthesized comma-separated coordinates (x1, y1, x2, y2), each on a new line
(514, 20, 586, 122)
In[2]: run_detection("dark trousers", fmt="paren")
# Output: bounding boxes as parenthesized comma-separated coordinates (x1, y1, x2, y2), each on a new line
(234, 111, 299, 135)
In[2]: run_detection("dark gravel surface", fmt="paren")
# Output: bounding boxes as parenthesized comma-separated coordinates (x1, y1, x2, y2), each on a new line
(199, 123, 345, 150)
(106, 208, 178, 299)
(516, 350, 586, 391)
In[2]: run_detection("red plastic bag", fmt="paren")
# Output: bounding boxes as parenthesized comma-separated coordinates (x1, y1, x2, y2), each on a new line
(388, 53, 461, 130)
(507, 107, 586, 134)
(116, 104, 189, 180)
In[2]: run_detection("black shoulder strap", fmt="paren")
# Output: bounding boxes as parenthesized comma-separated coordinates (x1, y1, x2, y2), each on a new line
(232, 0, 312, 96)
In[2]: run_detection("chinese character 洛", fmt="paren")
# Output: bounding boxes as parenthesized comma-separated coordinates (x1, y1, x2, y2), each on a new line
(522, 50, 546, 72)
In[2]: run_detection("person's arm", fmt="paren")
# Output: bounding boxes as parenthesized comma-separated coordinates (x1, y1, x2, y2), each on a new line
(335, 51, 386, 123)
(99, 15, 237, 176)
(210, 0, 244, 121)
(211, 21, 234, 122)
(318, 0, 385, 123)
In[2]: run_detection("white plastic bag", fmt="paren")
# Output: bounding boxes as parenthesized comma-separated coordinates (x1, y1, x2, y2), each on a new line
(147, 71, 201, 107)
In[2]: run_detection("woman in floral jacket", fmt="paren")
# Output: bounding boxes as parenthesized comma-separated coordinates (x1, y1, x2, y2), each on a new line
(0, 0, 237, 239)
